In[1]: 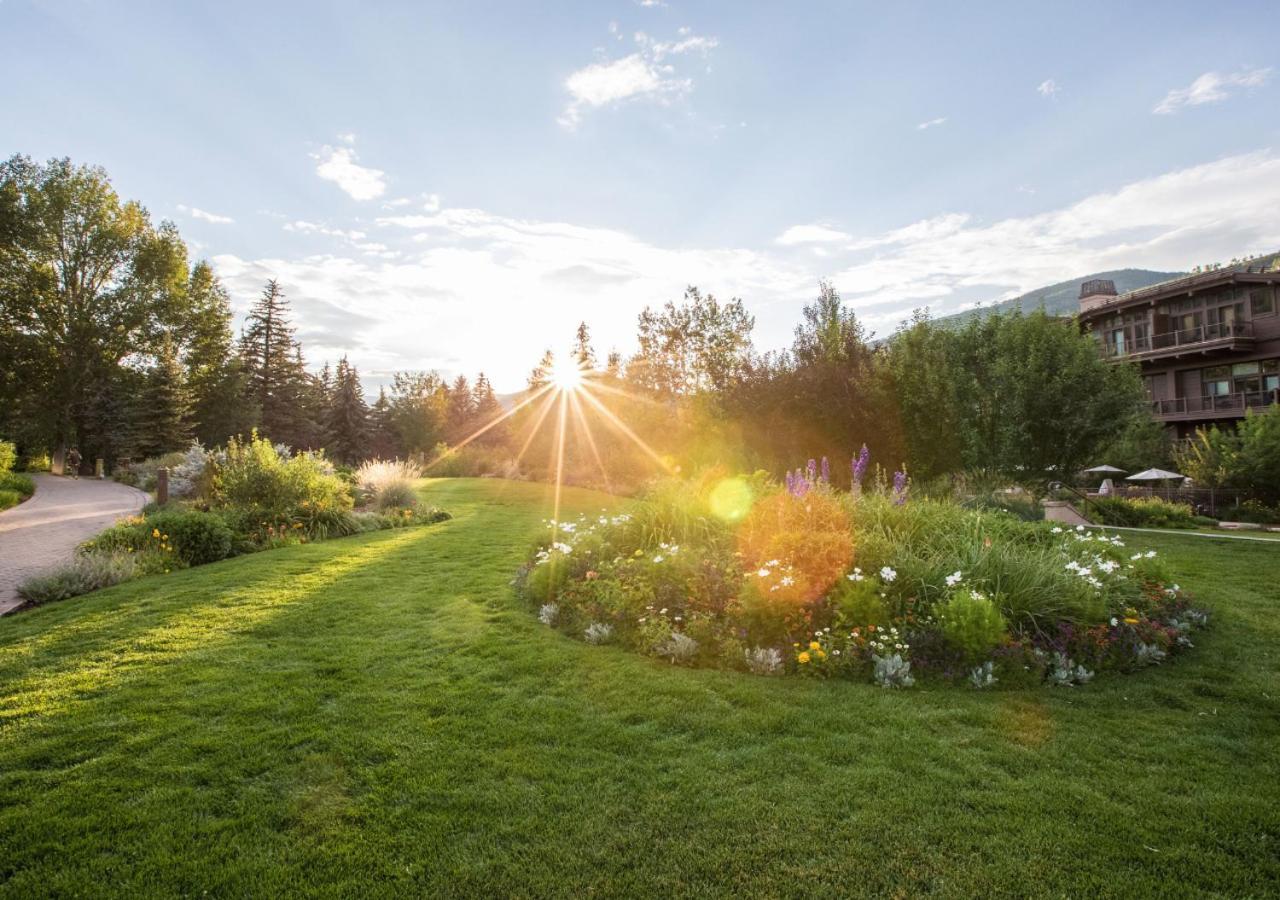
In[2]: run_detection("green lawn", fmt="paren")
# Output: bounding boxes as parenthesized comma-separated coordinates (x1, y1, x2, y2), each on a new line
(1, 479, 1278, 897)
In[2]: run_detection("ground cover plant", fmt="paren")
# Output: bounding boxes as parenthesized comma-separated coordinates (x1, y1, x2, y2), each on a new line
(16, 438, 449, 608)
(0, 478, 1275, 895)
(1089, 495, 1200, 529)
(518, 459, 1207, 688)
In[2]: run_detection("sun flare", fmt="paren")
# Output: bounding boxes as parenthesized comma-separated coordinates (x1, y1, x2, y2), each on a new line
(550, 359, 585, 391)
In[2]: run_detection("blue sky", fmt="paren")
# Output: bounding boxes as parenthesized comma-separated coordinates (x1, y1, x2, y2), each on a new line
(3, 0, 1279, 390)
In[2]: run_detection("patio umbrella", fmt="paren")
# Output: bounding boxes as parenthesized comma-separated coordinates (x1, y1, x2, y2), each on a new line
(1082, 464, 1126, 474)
(1126, 468, 1184, 482)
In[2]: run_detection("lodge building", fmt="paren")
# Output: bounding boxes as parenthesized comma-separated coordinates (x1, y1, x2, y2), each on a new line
(1077, 252, 1280, 438)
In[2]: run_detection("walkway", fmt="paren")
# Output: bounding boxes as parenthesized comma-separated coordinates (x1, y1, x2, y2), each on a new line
(0, 474, 148, 615)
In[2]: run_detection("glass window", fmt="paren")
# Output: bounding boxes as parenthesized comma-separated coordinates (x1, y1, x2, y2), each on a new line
(1251, 287, 1275, 316)
(1232, 362, 1260, 377)
(1204, 365, 1230, 379)
(1262, 360, 1279, 374)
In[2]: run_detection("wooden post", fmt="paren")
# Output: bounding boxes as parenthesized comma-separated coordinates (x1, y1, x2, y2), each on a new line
(95, 458, 105, 479)
(52, 447, 65, 476)
(156, 467, 169, 506)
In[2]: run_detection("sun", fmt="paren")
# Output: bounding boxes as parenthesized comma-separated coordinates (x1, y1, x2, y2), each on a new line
(550, 358, 584, 391)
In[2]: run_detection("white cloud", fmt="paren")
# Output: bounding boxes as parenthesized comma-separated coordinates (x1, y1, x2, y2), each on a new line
(211, 150, 1280, 390)
(312, 144, 387, 200)
(559, 27, 718, 128)
(916, 117, 947, 130)
(177, 204, 234, 224)
(382, 192, 441, 212)
(337, 132, 357, 145)
(283, 220, 367, 241)
(776, 224, 852, 246)
(1037, 79, 1059, 97)
(1153, 66, 1271, 114)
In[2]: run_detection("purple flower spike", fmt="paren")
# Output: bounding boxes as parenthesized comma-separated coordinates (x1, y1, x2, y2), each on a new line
(807, 459, 817, 484)
(853, 444, 869, 485)
(892, 468, 909, 505)
(785, 470, 794, 495)
(821, 456, 830, 484)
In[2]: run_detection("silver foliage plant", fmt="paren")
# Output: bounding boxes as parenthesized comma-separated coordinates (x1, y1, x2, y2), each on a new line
(538, 603, 559, 626)
(583, 622, 614, 645)
(873, 653, 915, 688)
(744, 646, 783, 675)
(969, 660, 997, 689)
(655, 632, 699, 664)
(1047, 651, 1094, 686)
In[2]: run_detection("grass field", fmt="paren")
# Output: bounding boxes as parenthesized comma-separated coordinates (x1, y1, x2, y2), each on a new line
(1, 478, 1278, 897)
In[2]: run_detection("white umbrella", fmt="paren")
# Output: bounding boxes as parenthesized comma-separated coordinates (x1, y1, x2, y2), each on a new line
(1126, 468, 1184, 481)
(1082, 464, 1126, 474)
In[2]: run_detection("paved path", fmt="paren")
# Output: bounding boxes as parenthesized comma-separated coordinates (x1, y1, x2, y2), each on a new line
(0, 475, 148, 615)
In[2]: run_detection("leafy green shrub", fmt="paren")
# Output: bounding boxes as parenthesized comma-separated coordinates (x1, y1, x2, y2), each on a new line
(145, 508, 234, 566)
(831, 576, 889, 626)
(937, 590, 1007, 662)
(1090, 496, 1196, 528)
(2, 471, 35, 497)
(212, 434, 352, 520)
(1191, 515, 1219, 528)
(0, 489, 19, 510)
(355, 459, 422, 510)
(17, 552, 138, 606)
(0, 440, 15, 473)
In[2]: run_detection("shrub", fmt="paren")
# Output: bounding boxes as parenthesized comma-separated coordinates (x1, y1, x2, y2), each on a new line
(212, 434, 352, 520)
(169, 442, 214, 499)
(355, 459, 422, 510)
(144, 508, 234, 566)
(0, 440, 15, 474)
(1090, 496, 1196, 529)
(0, 489, 19, 510)
(937, 590, 1007, 662)
(737, 489, 853, 605)
(1, 471, 37, 498)
(17, 552, 138, 606)
(831, 575, 889, 627)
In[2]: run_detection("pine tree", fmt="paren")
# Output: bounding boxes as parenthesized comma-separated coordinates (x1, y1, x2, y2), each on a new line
(528, 349, 555, 389)
(138, 334, 193, 457)
(572, 321, 597, 368)
(446, 374, 475, 442)
(239, 279, 300, 444)
(471, 372, 505, 446)
(325, 356, 369, 463)
(184, 261, 253, 446)
(368, 387, 398, 459)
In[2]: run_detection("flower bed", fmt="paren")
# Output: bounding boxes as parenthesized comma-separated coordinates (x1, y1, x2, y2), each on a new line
(516, 463, 1208, 688)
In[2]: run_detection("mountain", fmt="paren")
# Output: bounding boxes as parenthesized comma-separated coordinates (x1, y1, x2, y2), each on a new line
(930, 268, 1185, 329)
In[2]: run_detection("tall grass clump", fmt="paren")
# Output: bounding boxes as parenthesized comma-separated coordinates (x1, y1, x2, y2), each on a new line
(355, 459, 423, 510)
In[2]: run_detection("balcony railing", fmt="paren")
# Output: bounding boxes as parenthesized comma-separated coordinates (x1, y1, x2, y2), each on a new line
(1151, 389, 1279, 420)
(1102, 320, 1254, 360)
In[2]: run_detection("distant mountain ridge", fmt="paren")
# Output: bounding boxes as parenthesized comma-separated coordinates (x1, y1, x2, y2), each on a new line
(930, 268, 1186, 328)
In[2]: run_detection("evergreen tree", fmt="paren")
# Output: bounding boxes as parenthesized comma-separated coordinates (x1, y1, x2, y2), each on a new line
(528, 349, 555, 390)
(471, 373, 505, 446)
(325, 356, 369, 463)
(184, 261, 253, 446)
(572, 321, 597, 368)
(137, 334, 192, 457)
(446, 374, 475, 442)
(239, 279, 300, 444)
(368, 387, 399, 459)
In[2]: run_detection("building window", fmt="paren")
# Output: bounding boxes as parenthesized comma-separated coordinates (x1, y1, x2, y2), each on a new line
(1250, 287, 1275, 317)
(1263, 360, 1279, 394)
(1202, 365, 1231, 397)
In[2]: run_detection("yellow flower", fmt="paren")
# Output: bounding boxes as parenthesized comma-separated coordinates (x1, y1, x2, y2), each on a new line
(809, 640, 821, 651)
(152, 528, 160, 538)
(161, 534, 169, 541)
(633, 549, 643, 557)
(1124, 617, 1140, 625)
(816, 650, 827, 660)
(797, 652, 811, 664)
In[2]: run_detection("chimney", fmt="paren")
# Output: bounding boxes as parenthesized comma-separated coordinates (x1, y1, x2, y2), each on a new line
(1079, 278, 1117, 313)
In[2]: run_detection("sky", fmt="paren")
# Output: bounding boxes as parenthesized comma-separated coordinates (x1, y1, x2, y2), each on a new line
(3, 0, 1280, 391)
